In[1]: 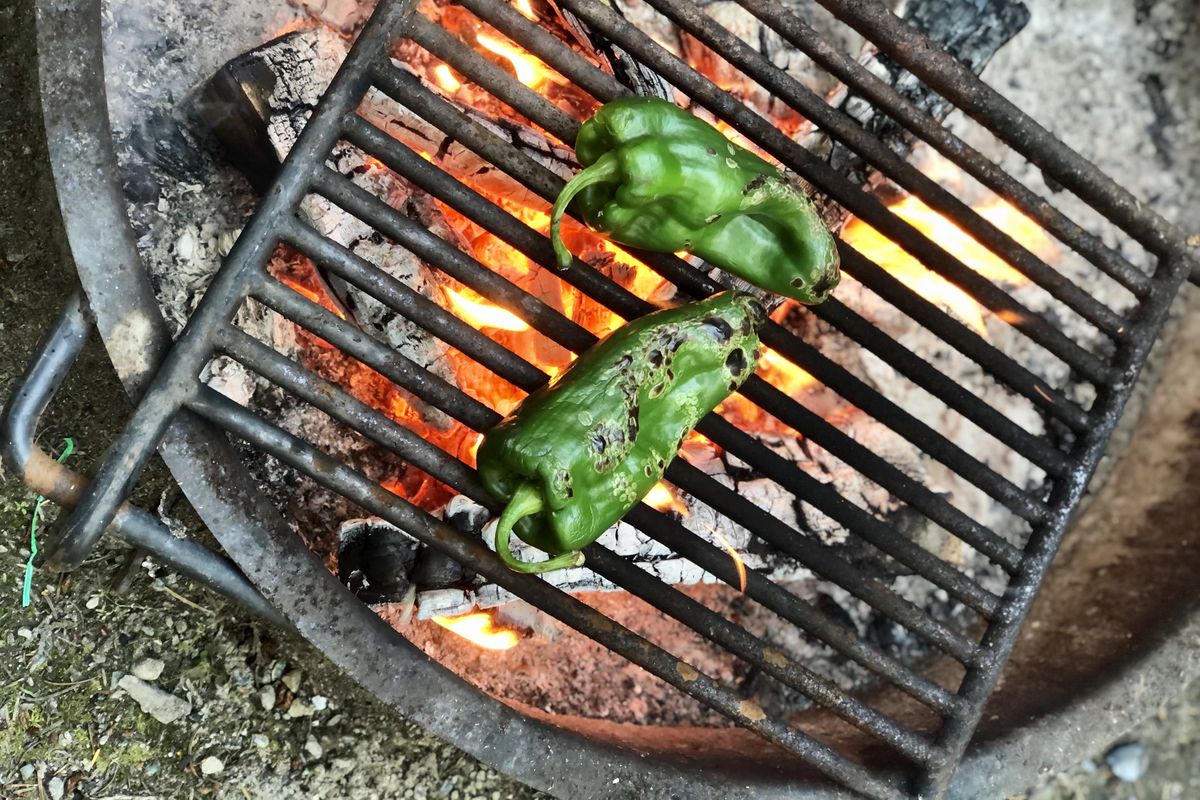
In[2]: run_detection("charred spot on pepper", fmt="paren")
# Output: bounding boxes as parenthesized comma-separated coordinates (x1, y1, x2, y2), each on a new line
(812, 270, 838, 298)
(699, 316, 734, 344)
(725, 348, 748, 376)
(744, 296, 768, 328)
(742, 173, 769, 196)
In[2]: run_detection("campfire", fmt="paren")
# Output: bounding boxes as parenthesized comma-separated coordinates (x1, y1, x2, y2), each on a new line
(26, 0, 1196, 794)
(185, 0, 1108, 669)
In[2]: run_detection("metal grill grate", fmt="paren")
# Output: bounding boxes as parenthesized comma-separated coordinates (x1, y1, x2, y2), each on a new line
(38, 0, 1196, 796)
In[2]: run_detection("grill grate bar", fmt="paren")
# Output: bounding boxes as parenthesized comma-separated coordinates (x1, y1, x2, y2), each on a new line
(355, 75, 1052, 519)
(342, 109, 1034, 562)
(250, 251, 962, 713)
(407, 16, 579, 145)
(437, 0, 1102, 428)
(186, 386, 903, 800)
(812, 297, 1069, 475)
(645, 0, 1127, 340)
(220, 323, 945, 757)
(835, 246, 1091, 432)
(755, 326, 1048, 523)
(818, 0, 1192, 262)
(695, 413, 1004, 618)
(913, 255, 1195, 798)
(406, 22, 1081, 471)
(661, 459, 980, 663)
(581, 546, 942, 765)
(283, 219, 547, 391)
(225, 321, 945, 758)
(337, 117, 1017, 603)
(552, 0, 1117, 387)
(274, 214, 985, 660)
(735, 0, 1154, 298)
(620, 502, 963, 713)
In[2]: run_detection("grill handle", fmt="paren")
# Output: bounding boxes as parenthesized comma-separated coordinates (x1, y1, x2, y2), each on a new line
(0, 291, 286, 627)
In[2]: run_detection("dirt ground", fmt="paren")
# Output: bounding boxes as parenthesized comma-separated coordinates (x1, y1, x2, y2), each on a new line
(0, 0, 1197, 798)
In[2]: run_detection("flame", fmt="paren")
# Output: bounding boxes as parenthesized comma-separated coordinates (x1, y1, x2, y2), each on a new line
(434, 64, 462, 93)
(432, 612, 519, 650)
(476, 33, 554, 90)
(710, 529, 747, 593)
(513, 0, 537, 20)
(842, 194, 1039, 336)
(759, 347, 815, 396)
(645, 482, 688, 516)
(444, 286, 530, 331)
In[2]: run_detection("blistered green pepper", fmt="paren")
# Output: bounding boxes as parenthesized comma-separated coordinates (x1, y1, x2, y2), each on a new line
(551, 97, 840, 304)
(478, 291, 764, 573)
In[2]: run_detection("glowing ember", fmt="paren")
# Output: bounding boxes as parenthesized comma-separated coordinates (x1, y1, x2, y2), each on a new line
(710, 528, 747, 593)
(444, 286, 530, 331)
(842, 194, 1040, 336)
(432, 612, 519, 650)
(475, 33, 555, 91)
(433, 63, 461, 93)
(645, 482, 688, 516)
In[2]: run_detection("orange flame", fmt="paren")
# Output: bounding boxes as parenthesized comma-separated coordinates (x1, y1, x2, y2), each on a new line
(711, 529, 747, 593)
(513, 0, 537, 20)
(433, 64, 462, 93)
(279, 277, 346, 317)
(759, 347, 815, 396)
(842, 194, 1038, 336)
(476, 33, 555, 90)
(444, 286, 530, 331)
(432, 612, 519, 650)
(645, 482, 688, 516)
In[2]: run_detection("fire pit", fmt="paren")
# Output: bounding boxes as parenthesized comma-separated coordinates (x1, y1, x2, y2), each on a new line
(9, 0, 1199, 797)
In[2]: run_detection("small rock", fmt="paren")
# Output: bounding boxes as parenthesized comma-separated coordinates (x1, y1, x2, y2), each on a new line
(85, 596, 101, 610)
(287, 699, 315, 718)
(131, 657, 165, 682)
(252, 734, 270, 749)
(311, 695, 328, 711)
(47, 776, 64, 800)
(200, 756, 224, 776)
(330, 758, 356, 777)
(258, 685, 276, 711)
(304, 735, 323, 759)
(144, 761, 161, 776)
(1105, 741, 1149, 783)
(281, 669, 302, 693)
(117, 675, 192, 724)
(19, 764, 35, 780)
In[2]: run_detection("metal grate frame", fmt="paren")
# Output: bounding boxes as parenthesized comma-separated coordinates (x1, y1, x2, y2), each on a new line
(34, 0, 1197, 797)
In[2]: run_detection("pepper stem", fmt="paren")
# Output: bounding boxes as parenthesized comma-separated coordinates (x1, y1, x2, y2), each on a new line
(493, 483, 586, 574)
(550, 152, 621, 270)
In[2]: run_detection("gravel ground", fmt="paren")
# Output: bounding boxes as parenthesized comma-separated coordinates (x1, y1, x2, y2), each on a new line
(1, 0, 1197, 798)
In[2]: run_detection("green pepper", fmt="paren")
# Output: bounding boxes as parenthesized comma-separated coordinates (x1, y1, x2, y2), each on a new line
(551, 97, 840, 305)
(478, 291, 765, 573)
